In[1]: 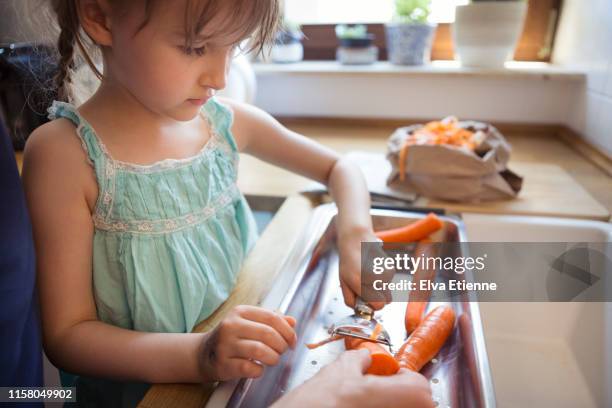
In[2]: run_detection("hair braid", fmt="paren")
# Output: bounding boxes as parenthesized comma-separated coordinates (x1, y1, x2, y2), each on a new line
(52, 0, 80, 102)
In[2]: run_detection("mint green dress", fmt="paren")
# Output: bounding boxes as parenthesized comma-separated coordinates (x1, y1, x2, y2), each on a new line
(48, 98, 259, 334)
(48, 98, 259, 406)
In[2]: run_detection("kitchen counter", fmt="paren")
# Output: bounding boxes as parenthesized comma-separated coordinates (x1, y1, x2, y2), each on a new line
(140, 122, 611, 407)
(13, 121, 610, 220)
(236, 121, 611, 221)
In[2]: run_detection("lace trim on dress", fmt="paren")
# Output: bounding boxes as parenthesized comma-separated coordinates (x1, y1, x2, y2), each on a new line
(48, 100, 231, 173)
(48, 100, 240, 228)
(92, 184, 241, 234)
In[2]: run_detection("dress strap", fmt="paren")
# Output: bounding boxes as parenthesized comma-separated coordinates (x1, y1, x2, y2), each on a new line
(201, 97, 239, 153)
(47, 100, 114, 223)
(47, 101, 105, 167)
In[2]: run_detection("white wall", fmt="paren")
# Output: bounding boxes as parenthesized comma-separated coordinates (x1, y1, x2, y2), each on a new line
(255, 67, 581, 124)
(553, 0, 612, 156)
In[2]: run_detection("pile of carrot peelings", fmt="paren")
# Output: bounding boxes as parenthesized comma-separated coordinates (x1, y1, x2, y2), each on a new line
(398, 116, 485, 181)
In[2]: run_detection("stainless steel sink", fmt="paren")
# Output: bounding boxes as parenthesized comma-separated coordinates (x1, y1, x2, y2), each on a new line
(208, 204, 495, 408)
(245, 194, 286, 234)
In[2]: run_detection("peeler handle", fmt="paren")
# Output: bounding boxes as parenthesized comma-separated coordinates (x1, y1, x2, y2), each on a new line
(354, 297, 374, 319)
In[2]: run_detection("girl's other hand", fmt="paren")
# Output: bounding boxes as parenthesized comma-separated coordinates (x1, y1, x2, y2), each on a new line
(198, 305, 297, 382)
(337, 227, 391, 311)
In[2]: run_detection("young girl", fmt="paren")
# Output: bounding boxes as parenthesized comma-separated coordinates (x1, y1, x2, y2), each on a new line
(22, 0, 388, 403)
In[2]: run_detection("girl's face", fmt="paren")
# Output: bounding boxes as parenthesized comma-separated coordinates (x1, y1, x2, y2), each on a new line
(104, 0, 242, 121)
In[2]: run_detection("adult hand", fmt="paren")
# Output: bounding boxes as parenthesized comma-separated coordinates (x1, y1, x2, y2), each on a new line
(272, 349, 434, 408)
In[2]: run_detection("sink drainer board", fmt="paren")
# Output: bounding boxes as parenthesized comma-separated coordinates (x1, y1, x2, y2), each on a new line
(462, 214, 612, 408)
(208, 205, 495, 408)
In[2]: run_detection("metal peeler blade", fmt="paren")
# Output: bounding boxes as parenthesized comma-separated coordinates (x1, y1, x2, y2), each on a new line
(328, 297, 393, 350)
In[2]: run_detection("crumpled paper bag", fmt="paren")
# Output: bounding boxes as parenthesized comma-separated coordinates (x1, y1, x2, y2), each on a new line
(386, 121, 523, 202)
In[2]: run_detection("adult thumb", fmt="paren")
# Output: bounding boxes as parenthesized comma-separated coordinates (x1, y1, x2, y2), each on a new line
(341, 349, 371, 374)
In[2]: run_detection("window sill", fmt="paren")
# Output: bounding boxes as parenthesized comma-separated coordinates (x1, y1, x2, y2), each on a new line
(253, 60, 585, 82)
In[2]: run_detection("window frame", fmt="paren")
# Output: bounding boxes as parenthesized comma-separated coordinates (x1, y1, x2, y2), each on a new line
(297, 0, 562, 62)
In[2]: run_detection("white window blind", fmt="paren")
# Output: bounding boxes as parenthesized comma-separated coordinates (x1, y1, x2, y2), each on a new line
(284, 0, 470, 25)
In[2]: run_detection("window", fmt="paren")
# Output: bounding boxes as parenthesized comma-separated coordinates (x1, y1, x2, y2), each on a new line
(284, 0, 562, 62)
(284, 0, 469, 25)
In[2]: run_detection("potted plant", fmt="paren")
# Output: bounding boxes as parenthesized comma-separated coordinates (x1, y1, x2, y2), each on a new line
(335, 24, 378, 65)
(453, 0, 528, 68)
(385, 0, 436, 65)
(270, 20, 304, 63)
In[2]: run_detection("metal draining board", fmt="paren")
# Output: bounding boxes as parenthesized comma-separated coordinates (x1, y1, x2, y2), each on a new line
(207, 205, 495, 408)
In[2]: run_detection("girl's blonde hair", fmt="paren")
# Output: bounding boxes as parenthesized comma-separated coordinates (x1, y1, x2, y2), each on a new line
(49, 0, 280, 102)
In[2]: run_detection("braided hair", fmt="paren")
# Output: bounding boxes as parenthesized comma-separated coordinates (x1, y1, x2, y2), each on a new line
(50, 0, 102, 103)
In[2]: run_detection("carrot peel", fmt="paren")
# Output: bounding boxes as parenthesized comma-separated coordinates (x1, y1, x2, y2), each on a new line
(305, 335, 342, 350)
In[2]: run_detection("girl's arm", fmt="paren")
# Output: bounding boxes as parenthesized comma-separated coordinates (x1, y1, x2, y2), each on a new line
(226, 99, 386, 309)
(22, 121, 295, 383)
(22, 122, 204, 383)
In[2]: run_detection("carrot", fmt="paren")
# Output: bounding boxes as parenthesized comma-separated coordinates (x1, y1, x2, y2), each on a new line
(405, 301, 428, 334)
(375, 213, 443, 243)
(345, 337, 400, 376)
(404, 242, 437, 334)
(395, 306, 456, 372)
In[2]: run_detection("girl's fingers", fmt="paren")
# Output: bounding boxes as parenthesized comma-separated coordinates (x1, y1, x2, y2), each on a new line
(340, 281, 356, 308)
(238, 319, 292, 354)
(226, 358, 265, 379)
(233, 340, 281, 366)
(284, 315, 296, 328)
(236, 306, 297, 348)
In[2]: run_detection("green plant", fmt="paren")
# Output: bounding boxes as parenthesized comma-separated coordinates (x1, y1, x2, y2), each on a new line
(335, 24, 369, 39)
(394, 0, 431, 23)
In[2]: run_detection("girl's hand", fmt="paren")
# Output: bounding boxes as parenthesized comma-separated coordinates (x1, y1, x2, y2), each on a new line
(198, 305, 297, 381)
(337, 226, 391, 311)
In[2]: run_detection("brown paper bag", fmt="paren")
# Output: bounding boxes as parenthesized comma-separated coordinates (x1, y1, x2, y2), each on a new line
(386, 121, 523, 203)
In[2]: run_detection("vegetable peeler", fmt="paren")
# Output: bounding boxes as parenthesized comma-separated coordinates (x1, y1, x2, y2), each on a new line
(328, 297, 393, 350)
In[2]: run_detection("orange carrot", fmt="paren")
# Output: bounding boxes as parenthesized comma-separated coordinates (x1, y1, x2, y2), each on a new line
(376, 213, 443, 243)
(395, 306, 455, 372)
(405, 301, 428, 334)
(405, 242, 437, 334)
(345, 337, 400, 376)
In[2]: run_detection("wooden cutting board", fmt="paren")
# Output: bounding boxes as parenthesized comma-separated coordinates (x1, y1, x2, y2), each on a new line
(421, 161, 610, 221)
(237, 155, 610, 221)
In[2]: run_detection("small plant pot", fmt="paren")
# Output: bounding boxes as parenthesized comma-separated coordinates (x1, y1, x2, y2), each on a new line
(385, 22, 437, 66)
(336, 46, 378, 65)
(338, 34, 375, 48)
(270, 31, 304, 63)
(453, 2, 528, 68)
(336, 34, 378, 65)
